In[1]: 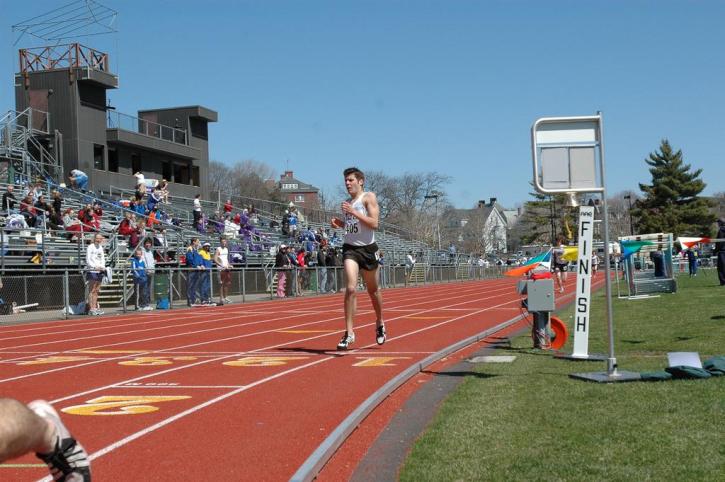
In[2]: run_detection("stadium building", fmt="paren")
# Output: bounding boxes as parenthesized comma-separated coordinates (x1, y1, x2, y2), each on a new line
(9, 43, 216, 197)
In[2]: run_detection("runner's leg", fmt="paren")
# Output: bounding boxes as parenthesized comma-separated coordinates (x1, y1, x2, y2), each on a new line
(344, 258, 360, 334)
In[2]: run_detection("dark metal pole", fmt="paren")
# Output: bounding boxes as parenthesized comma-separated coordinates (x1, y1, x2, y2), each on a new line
(624, 195, 634, 236)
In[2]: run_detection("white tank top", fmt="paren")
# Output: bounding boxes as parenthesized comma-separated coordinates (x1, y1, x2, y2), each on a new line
(344, 193, 375, 246)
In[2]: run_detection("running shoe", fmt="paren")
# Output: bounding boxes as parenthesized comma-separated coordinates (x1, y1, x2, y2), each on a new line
(376, 324, 386, 345)
(224, 298, 232, 304)
(336, 332, 355, 350)
(29, 400, 91, 482)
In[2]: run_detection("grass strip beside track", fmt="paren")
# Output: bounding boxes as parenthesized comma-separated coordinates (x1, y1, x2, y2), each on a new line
(400, 274, 725, 481)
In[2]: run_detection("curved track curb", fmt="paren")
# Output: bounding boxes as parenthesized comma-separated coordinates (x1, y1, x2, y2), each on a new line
(289, 312, 526, 482)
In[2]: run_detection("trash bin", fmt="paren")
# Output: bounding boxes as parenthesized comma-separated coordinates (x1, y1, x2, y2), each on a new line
(154, 273, 170, 308)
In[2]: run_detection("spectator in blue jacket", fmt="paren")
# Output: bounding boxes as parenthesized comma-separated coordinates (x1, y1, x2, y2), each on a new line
(131, 248, 151, 310)
(186, 238, 203, 306)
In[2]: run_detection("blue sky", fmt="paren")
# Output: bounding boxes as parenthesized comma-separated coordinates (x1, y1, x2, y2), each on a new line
(2, 1, 723, 208)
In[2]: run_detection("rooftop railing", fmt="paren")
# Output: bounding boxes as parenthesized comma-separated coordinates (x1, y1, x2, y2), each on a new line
(107, 110, 187, 146)
(19, 43, 109, 74)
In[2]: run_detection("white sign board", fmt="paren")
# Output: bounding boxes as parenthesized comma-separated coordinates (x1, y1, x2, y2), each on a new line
(534, 121, 598, 145)
(571, 206, 595, 357)
(531, 115, 604, 194)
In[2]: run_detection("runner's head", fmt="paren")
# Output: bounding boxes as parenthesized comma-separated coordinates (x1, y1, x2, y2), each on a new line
(343, 167, 364, 195)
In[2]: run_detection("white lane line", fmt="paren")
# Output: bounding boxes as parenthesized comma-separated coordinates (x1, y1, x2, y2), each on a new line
(3, 278, 512, 344)
(46, 284, 522, 405)
(2, 282, 511, 384)
(41, 289, 529, 473)
(37, 356, 334, 482)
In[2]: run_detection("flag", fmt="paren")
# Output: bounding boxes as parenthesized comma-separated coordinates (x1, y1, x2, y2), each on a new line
(561, 246, 578, 262)
(677, 237, 711, 249)
(504, 250, 551, 277)
(620, 240, 655, 258)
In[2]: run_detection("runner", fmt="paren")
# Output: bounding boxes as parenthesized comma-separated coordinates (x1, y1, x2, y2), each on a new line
(331, 167, 386, 350)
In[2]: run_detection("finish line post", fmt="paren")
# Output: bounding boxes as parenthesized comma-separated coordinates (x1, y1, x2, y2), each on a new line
(531, 112, 639, 382)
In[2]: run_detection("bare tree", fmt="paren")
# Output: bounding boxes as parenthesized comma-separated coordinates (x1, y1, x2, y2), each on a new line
(208, 161, 234, 194)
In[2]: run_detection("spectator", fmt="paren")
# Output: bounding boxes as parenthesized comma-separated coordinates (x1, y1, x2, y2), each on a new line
(93, 202, 103, 218)
(51, 190, 62, 217)
(405, 251, 416, 278)
(215, 237, 232, 305)
(275, 244, 291, 298)
(192, 194, 202, 227)
(85, 233, 105, 316)
(147, 206, 161, 228)
(2, 185, 17, 214)
(19, 194, 38, 227)
(296, 248, 307, 292)
(143, 238, 156, 305)
(30, 182, 44, 203)
(134, 183, 145, 202)
(130, 219, 147, 249)
(288, 209, 298, 237)
(157, 179, 170, 204)
(118, 212, 135, 238)
(131, 248, 151, 310)
(68, 169, 88, 191)
(62, 209, 83, 238)
(317, 246, 328, 294)
(716, 218, 725, 286)
(223, 199, 233, 219)
(199, 242, 214, 304)
(325, 247, 338, 293)
(78, 204, 95, 229)
(686, 248, 698, 277)
(47, 207, 63, 231)
(133, 171, 145, 191)
(34, 195, 52, 227)
(185, 238, 202, 306)
(147, 187, 162, 212)
(448, 243, 457, 261)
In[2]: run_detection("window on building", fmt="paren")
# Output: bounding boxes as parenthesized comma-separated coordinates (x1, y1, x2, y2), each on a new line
(162, 161, 172, 181)
(173, 163, 190, 185)
(93, 144, 105, 170)
(295, 194, 305, 203)
(108, 148, 118, 172)
(131, 153, 142, 173)
(189, 118, 207, 140)
(282, 183, 298, 190)
(191, 166, 200, 187)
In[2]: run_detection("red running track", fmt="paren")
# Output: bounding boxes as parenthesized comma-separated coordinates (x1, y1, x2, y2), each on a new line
(0, 276, 584, 481)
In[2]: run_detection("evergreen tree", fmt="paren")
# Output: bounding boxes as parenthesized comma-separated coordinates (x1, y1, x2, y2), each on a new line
(632, 139, 715, 236)
(513, 189, 572, 246)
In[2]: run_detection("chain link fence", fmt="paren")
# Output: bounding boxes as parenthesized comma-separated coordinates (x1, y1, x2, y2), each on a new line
(0, 264, 506, 324)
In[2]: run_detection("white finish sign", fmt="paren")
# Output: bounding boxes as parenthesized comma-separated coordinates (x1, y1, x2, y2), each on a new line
(534, 121, 598, 145)
(572, 206, 595, 357)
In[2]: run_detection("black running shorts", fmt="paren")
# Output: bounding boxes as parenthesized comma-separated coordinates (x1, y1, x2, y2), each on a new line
(342, 243, 379, 271)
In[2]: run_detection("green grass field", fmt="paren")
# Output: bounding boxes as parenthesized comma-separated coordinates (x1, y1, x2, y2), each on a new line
(400, 273, 724, 481)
